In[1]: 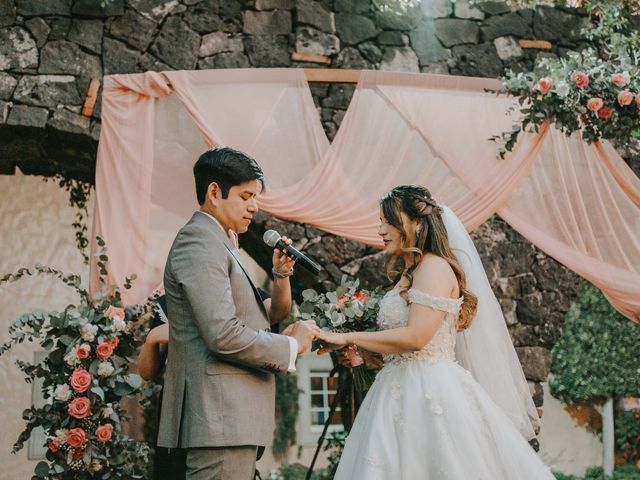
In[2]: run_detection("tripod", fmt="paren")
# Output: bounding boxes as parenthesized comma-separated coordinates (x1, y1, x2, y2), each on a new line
(305, 364, 349, 480)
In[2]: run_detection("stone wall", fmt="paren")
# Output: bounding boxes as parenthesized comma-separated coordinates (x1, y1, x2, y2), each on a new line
(0, 0, 634, 403)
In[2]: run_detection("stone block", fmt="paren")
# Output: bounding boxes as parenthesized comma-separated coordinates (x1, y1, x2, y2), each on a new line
(7, 104, 48, 128)
(434, 19, 480, 47)
(336, 47, 370, 69)
(245, 35, 291, 67)
(494, 36, 523, 60)
(198, 51, 250, 69)
(0, 1, 16, 28)
(199, 32, 243, 57)
(110, 8, 157, 51)
(16, 0, 71, 16)
(481, 12, 530, 41)
(132, 0, 187, 23)
(475, 1, 510, 15)
(255, 0, 295, 10)
(24, 18, 50, 48)
(516, 346, 552, 382)
(244, 10, 291, 35)
(13, 75, 81, 107)
(69, 19, 104, 54)
(372, 1, 420, 30)
(72, 0, 124, 17)
(454, 0, 485, 20)
(321, 83, 355, 109)
(335, 13, 378, 45)
(295, 26, 339, 56)
(149, 16, 200, 70)
(533, 6, 591, 42)
(452, 42, 504, 77)
(410, 23, 451, 65)
(40, 41, 102, 79)
(380, 46, 420, 72)
(422, 0, 452, 18)
(46, 16, 70, 40)
(0, 73, 18, 100)
(0, 26, 38, 71)
(296, 0, 335, 33)
(48, 108, 90, 134)
(358, 42, 383, 64)
(103, 37, 140, 75)
(378, 30, 405, 46)
(334, 0, 369, 14)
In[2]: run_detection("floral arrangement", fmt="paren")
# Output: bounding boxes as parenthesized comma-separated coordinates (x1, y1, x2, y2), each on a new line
(299, 276, 383, 391)
(0, 238, 154, 479)
(493, 1, 640, 157)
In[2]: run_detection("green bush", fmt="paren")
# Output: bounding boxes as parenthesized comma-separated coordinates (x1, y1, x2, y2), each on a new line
(616, 410, 640, 464)
(549, 283, 640, 404)
(554, 464, 640, 479)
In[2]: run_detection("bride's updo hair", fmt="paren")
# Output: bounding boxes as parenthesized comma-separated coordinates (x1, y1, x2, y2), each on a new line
(379, 185, 478, 330)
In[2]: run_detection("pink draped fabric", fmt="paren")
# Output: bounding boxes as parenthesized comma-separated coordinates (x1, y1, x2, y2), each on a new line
(91, 69, 640, 321)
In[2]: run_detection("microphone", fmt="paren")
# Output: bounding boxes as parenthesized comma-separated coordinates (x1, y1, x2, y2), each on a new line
(263, 230, 322, 276)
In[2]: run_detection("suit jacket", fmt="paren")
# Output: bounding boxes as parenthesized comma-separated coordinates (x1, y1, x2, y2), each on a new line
(157, 211, 291, 449)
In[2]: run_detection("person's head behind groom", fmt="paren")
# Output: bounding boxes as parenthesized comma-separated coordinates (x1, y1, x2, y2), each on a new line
(194, 146, 264, 235)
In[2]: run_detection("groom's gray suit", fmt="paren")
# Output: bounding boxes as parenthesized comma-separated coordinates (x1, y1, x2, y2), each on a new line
(157, 211, 291, 474)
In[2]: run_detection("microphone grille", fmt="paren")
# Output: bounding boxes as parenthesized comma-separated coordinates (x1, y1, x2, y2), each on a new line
(263, 230, 281, 247)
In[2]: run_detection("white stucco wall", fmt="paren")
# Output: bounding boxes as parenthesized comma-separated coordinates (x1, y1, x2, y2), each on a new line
(0, 172, 94, 479)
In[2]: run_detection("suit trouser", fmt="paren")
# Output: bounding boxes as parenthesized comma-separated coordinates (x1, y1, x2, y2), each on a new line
(185, 446, 258, 480)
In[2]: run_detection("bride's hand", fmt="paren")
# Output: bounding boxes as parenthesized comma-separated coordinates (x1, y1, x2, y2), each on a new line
(315, 330, 349, 354)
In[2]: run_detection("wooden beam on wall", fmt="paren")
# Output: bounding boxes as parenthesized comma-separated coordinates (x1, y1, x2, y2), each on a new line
(82, 79, 101, 117)
(519, 40, 553, 50)
(303, 68, 360, 84)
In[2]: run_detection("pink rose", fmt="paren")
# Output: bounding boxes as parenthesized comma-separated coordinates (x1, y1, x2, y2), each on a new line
(70, 368, 91, 393)
(345, 345, 364, 367)
(66, 428, 86, 448)
(337, 296, 347, 310)
(537, 77, 553, 95)
(104, 305, 125, 320)
(636, 93, 640, 110)
(108, 336, 119, 348)
(95, 341, 114, 360)
(587, 98, 604, 112)
(598, 106, 613, 120)
(76, 344, 90, 359)
(571, 71, 589, 89)
(68, 397, 91, 419)
(611, 73, 628, 87)
(95, 424, 114, 443)
(352, 291, 369, 304)
(618, 90, 634, 106)
(48, 439, 61, 453)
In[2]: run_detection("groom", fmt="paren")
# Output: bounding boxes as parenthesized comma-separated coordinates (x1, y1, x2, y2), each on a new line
(157, 147, 318, 479)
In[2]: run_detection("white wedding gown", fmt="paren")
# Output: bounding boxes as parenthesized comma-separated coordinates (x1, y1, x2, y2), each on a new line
(334, 288, 555, 480)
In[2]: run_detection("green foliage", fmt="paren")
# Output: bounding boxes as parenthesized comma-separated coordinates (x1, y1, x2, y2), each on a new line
(549, 283, 640, 404)
(273, 373, 301, 459)
(553, 464, 640, 479)
(616, 410, 640, 463)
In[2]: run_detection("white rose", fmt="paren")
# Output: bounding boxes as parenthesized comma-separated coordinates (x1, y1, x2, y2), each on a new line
(102, 406, 114, 417)
(555, 81, 570, 98)
(80, 323, 98, 342)
(55, 429, 68, 443)
(112, 317, 126, 332)
(64, 349, 79, 366)
(89, 458, 102, 472)
(97, 361, 114, 377)
(54, 384, 72, 402)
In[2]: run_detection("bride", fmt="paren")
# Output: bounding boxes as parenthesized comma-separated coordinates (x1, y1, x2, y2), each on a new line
(316, 185, 555, 479)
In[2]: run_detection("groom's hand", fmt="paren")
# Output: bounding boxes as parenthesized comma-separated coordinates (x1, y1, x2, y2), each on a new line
(284, 320, 319, 354)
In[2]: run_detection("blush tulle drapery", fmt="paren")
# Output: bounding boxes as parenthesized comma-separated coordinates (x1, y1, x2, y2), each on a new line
(91, 69, 640, 321)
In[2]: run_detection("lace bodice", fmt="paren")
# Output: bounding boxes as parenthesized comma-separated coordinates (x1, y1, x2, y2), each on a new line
(378, 288, 463, 365)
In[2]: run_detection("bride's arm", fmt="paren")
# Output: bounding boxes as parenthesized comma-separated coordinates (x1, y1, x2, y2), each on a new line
(318, 256, 457, 355)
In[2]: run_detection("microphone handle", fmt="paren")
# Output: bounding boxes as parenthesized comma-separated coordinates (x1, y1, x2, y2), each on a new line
(275, 239, 322, 275)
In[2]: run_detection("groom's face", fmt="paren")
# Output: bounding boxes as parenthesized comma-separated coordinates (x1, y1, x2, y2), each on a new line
(214, 179, 262, 234)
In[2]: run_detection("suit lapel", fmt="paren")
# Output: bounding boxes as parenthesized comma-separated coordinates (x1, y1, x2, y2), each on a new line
(225, 244, 269, 320)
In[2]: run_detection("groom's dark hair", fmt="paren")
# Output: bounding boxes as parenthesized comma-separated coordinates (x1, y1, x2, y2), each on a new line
(193, 147, 265, 204)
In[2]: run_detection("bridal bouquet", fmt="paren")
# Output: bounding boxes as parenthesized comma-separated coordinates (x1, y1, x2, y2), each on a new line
(0, 239, 153, 479)
(299, 276, 382, 391)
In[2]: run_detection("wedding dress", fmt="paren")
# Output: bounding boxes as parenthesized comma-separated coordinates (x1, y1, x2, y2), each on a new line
(333, 287, 556, 480)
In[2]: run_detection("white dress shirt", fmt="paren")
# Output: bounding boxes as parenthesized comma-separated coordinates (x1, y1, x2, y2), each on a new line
(197, 211, 298, 372)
